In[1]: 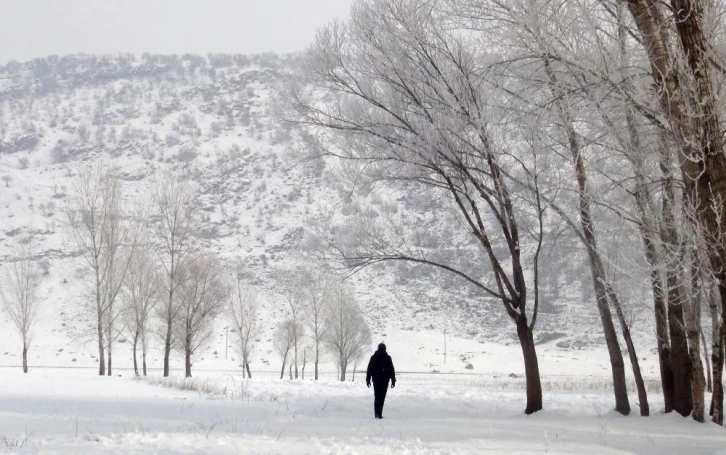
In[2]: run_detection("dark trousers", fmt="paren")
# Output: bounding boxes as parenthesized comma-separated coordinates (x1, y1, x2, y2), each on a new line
(373, 379, 389, 417)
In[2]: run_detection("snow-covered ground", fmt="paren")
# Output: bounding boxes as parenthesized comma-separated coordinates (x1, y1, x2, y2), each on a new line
(2, 367, 726, 454)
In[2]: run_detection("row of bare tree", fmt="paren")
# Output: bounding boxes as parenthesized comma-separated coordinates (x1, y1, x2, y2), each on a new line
(63, 165, 234, 378)
(1, 166, 372, 381)
(285, 0, 726, 422)
(273, 276, 371, 381)
(0, 240, 40, 374)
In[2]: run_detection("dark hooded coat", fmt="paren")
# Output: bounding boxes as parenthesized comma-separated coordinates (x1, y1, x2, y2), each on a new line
(366, 344, 396, 385)
(366, 344, 396, 418)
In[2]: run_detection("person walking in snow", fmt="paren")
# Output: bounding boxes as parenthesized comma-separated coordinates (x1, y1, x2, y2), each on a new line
(366, 343, 396, 419)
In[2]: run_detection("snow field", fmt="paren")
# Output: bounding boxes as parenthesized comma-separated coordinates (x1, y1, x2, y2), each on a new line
(2, 368, 726, 454)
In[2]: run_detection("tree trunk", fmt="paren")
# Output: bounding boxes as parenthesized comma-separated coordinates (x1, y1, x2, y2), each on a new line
(665, 271, 693, 416)
(689, 327, 706, 422)
(715, 279, 726, 425)
(340, 359, 346, 382)
(163, 314, 172, 378)
(132, 334, 139, 376)
(623, 88, 674, 414)
(315, 343, 319, 380)
(246, 362, 252, 379)
(710, 284, 724, 423)
(22, 342, 28, 374)
(624, 102, 671, 414)
(660, 205, 692, 417)
(107, 341, 113, 376)
(143, 351, 148, 377)
(653, 263, 675, 413)
(242, 355, 248, 379)
(594, 276, 630, 415)
(185, 349, 192, 378)
(656, 128, 694, 417)
(716, 281, 726, 425)
(516, 318, 543, 414)
(656, 280, 675, 413)
(280, 352, 288, 380)
(97, 312, 105, 376)
(702, 329, 712, 393)
(289, 363, 293, 380)
(294, 340, 299, 379)
(576, 205, 630, 415)
(634, 194, 673, 412)
(605, 282, 649, 416)
(577, 174, 631, 415)
(712, 328, 724, 423)
(686, 252, 706, 422)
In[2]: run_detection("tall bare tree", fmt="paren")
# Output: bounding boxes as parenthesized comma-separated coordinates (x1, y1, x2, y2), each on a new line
(279, 272, 307, 379)
(323, 284, 371, 381)
(122, 249, 158, 376)
(153, 171, 197, 377)
(1, 238, 41, 373)
(67, 164, 139, 376)
(304, 274, 332, 380)
(288, 0, 547, 412)
(228, 274, 259, 378)
(174, 254, 227, 378)
(274, 318, 301, 380)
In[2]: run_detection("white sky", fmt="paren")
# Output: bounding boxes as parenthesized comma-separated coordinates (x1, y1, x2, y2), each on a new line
(0, 0, 353, 64)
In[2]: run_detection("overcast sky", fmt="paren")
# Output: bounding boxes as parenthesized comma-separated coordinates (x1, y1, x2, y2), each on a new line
(0, 0, 353, 64)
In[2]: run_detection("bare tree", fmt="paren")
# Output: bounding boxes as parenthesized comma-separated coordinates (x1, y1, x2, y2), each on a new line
(103, 194, 143, 377)
(279, 272, 307, 379)
(153, 171, 197, 377)
(1, 238, 41, 373)
(323, 284, 371, 382)
(288, 0, 546, 412)
(301, 345, 310, 380)
(274, 318, 301, 380)
(66, 164, 139, 376)
(173, 254, 227, 378)
(122, 249, 158, 376)
(228, 274, 259, 378)
(351, 355, 363, 382)
(304, 273, 332, 380)
(103, 254, 128, 377)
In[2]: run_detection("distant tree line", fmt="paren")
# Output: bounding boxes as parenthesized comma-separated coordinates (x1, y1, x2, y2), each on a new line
(1, 164, 371, 382)
(0, 52, 297, 102)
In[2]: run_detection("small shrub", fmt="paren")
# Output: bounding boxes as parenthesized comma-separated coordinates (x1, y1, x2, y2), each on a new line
(1, 429, 32, 448)
(144, 376, 223, 395)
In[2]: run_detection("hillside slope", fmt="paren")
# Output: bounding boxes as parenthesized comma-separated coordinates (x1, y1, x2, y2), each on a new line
(0, 53, 653, 375)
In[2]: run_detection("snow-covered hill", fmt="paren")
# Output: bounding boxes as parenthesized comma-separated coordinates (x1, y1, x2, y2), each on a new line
(0, 53, 653, 376)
